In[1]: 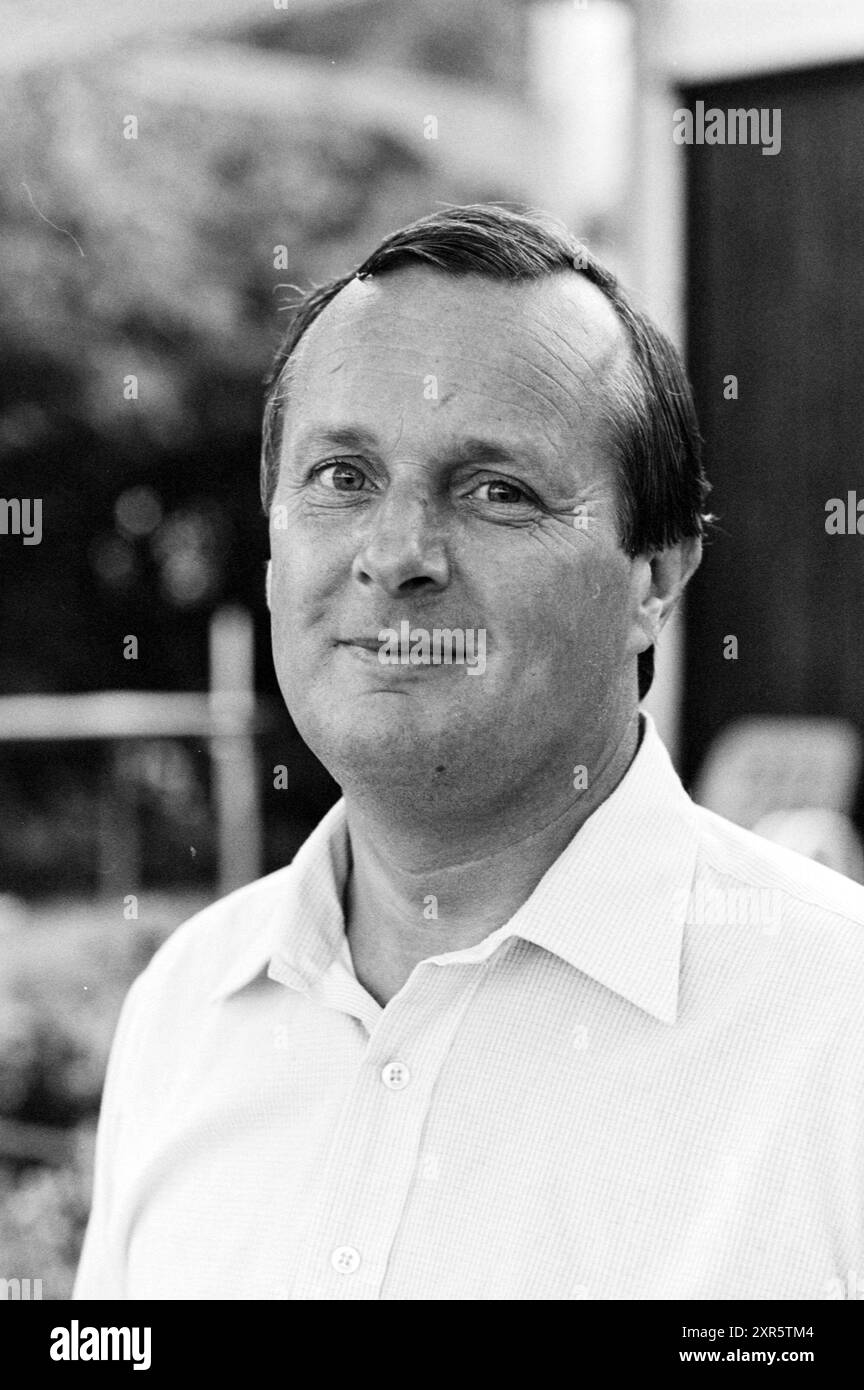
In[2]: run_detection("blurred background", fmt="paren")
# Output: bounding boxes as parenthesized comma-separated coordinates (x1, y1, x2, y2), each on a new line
(2, 0, 864, 1297)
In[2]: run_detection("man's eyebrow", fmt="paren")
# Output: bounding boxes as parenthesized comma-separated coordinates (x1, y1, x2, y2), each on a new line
(444, 436, 529, 466)
(287, 426, 553, 475)
(289, 426, 380, 456)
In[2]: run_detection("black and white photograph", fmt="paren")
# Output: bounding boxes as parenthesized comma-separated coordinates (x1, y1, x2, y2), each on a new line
(2, 0, 864, 1351)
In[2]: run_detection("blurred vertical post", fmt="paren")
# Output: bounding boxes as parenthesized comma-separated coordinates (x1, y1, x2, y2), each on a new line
(97, 742, 140, 894)
(209, 606, 261, 896)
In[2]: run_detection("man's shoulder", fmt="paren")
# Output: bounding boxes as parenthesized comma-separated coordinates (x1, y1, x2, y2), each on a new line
(692, 800, 864, 925)
(694, 800, 864, 906)
(135, 861, 299, 1002)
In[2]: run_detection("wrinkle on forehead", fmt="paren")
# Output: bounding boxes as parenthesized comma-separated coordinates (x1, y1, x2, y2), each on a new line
(279, 266, 633, 454)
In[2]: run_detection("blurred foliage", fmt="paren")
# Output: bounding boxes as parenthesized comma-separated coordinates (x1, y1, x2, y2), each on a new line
(0, 893, 207, 1297)
(240, 0, 527, 88)
(0, 1158, 92, 1300)
(0, 741, 216, 895)
(0, 893, 189, 1119)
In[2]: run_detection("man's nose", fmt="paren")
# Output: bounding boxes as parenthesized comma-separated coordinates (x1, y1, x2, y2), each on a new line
(351, 485, 449, 595)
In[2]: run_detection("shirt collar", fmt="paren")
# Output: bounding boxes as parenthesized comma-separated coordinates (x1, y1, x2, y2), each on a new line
(211, 715, 698, 1024)
(207, 795, 350, 1004)
(489, 715, 698, 1023)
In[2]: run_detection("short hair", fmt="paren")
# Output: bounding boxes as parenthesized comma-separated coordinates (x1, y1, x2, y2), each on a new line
(261, 204, 712, 700)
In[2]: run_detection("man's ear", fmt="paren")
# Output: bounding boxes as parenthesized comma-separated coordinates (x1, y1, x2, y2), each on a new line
(629, 535, 702, 654)
(265, 559, 272, 611)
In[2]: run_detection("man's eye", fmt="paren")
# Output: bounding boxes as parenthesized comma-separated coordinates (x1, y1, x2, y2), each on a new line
(469, 479, 532, 505)
(311, 460, 370, 492)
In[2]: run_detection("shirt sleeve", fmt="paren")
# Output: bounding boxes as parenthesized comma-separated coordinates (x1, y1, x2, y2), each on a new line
(73, 970, 149, 1300)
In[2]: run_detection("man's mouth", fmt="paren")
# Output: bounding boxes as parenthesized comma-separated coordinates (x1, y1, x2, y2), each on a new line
(336, 637, 382, 651)
(334, 625, 488, 677)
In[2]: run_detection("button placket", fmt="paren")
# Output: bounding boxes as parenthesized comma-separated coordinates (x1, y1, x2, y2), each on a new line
(285, 963, 486, 1299)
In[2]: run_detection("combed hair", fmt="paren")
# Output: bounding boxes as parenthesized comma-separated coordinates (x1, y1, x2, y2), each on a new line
(260, 204, 712, 699)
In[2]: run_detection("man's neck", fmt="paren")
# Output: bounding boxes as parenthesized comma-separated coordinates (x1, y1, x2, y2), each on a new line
(343, 715, 643, 1006)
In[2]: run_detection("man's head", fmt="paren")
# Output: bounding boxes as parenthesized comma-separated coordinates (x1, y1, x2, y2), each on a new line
(262, 205, 710, 807)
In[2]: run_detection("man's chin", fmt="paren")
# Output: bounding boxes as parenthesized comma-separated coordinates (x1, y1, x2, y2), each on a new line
(295, 703, 470, 789)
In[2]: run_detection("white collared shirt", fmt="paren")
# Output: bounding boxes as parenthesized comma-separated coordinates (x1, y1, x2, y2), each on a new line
(75, 716, 864, 1300)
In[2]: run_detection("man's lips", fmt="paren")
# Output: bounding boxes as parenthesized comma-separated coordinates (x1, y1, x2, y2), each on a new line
(334, 630, 488, 679)
(336, 637, 384, 651)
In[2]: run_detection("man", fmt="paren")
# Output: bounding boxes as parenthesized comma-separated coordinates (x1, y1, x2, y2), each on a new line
(76, 205, 864, 1301)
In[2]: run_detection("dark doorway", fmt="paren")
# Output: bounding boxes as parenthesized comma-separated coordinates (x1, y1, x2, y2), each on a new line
(681, 60, 864, 825)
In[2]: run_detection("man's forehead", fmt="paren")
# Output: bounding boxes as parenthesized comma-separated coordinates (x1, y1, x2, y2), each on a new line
(289, 264, 629, 386)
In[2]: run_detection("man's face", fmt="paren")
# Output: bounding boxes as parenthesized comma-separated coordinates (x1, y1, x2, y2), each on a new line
(268, 266, 650, 804)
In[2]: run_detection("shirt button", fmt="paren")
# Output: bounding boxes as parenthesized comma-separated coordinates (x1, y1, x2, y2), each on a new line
(381, 1060, 411, 1090)
(330, 1246, 361, 1275)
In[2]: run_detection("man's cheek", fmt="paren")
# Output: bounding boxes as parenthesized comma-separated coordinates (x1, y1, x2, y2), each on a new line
(269, 558, 305, 606)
